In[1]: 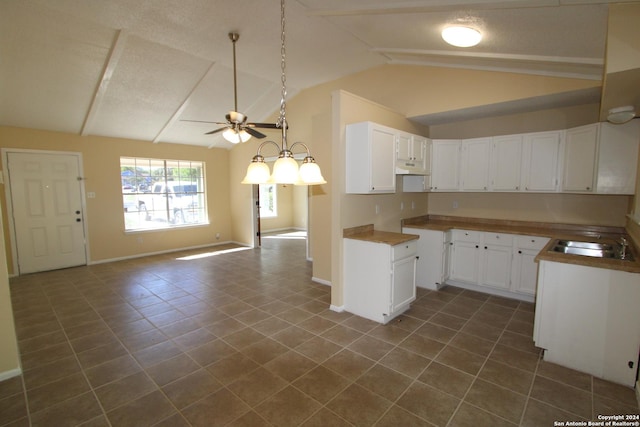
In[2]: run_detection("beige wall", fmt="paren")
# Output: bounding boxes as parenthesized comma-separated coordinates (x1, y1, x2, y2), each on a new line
(0, 126, 233, 272)
(0, 207, 20, 379)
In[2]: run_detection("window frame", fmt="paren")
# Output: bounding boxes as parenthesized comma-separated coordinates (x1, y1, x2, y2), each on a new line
(121, 157, 207, 231)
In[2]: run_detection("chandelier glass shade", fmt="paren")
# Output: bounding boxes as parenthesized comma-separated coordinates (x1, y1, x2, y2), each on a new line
(241, 0, 325, 186)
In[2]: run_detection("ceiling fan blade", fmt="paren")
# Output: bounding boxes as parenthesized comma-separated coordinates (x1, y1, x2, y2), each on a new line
(244, 127, 267, 139)
(248, 122, 287, 129)
(204, 127, 227, 135)
(181, 119, 228, 125)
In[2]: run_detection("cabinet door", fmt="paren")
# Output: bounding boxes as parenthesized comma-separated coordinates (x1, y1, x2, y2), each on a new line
(411, 136, 427, 166)
(432, 140, 461, 191)
(512, 248, 540, 295)
(521, 131, 562, 192)
(396, 133, 412, 162)
(491, 135, 522, 191)
(563, 124, 598, 192)
(391, 256, 417, 313)
(480, 244, 512, 289)
(596, 120, 640, 194)
(370, 127, 397, 192)
(461, 137, 491, 191)
(450, 241, 479, 283)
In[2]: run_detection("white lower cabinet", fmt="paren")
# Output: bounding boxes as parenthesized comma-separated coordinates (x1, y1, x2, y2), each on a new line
(444, 230, 547, 301)
(479, 233, 513, 289)
(343, 238, 417, 324)
(511, 235, 549, 296)
(402, 228, 450, 290)
(534, 260, 640, 387)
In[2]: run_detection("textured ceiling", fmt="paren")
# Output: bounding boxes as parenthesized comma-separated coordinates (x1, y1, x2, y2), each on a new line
(0, 0, 631, 149)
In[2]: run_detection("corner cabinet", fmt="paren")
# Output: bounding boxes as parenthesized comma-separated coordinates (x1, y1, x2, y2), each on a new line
(596, 120, 640, 194)
(343, 238, 417, 324)
(402, 227, 450, 290)
(346, 122, 396, 194)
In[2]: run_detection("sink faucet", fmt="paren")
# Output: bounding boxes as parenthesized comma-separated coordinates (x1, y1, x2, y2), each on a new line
(619, 237, 629, 260)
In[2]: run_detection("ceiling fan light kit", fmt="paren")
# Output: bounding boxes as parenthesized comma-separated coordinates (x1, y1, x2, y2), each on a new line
(242, 0, 326, 186)
(442, 26, 482, 47)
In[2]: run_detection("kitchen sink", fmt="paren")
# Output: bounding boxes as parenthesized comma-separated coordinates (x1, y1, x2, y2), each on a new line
(555, 240, 613, 251)
(551, 239, 634, 261)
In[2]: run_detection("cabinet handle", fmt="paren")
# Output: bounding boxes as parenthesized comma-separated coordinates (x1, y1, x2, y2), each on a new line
(475, 245, 479, 249)
(484, 246, 488, 250)
(518, 250, 522, 254)
(416, 256, 420, 260)
(586, 187, 591, 190)
(629, 361, 634, 369)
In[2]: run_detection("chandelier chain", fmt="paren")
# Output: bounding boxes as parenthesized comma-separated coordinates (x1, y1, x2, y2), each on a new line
(279, 0, 287, 126)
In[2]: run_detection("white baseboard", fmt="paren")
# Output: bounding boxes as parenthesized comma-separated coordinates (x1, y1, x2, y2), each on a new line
(0, 368, 22, 382)
(330, 304, 344, 312)
(88, 241, 249, 265)
(312, 277, 331, 286)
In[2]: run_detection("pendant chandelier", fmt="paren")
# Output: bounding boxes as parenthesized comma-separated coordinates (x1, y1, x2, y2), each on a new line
(241, 0, 326, 185)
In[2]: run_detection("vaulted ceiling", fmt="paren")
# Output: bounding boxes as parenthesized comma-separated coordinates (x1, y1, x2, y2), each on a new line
(0, 0, 634, 149)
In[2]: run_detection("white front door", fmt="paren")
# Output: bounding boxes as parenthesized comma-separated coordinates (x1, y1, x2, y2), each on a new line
(7, 152, 87, 274)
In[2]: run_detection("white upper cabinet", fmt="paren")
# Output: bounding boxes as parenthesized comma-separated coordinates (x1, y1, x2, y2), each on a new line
(396, 133, 429, 174)
(520, 131, 563, 192)
(346, 122, 396, 194)
(596, 120, 640, 195)
(562, 123, 598, 193)
(490, 135, 523, 191)
(431, 140, 461, 191)
(460, 137, 491, 191)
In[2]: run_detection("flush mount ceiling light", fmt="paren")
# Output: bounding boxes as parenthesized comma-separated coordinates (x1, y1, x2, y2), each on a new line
(442, 26, 482, 47)
(607, 106, 636, 124)
(242, 0, 326, 186)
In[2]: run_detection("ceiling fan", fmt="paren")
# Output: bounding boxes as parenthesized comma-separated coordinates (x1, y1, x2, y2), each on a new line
(184, 32, 281, 143)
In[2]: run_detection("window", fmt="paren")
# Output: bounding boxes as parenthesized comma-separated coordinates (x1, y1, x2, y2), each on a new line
(259, 184, 277, 218)
(121, 157, 207, 231)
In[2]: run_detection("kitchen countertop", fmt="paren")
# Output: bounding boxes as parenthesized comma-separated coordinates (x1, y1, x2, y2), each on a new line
(344, 224, 419, 246)
(402, 215, 640, 274)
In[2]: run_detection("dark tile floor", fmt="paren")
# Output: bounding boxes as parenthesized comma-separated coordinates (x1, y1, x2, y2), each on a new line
(1, 230, 638, 426)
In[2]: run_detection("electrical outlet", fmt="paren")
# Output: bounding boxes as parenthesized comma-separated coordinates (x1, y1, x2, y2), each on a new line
(400, 202, 404, 211)
(215, 232, 221, 240)
(375, 204, 380, 215)
(453, 200, 459, 209)
(411, 201, 415, 210)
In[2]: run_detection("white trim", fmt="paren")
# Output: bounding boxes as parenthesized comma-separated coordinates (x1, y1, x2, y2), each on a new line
(312, 277, 331, 286)
(330, 304, 344, 312)
(0, 368, 22, 382)
(88, 241, 249, 265)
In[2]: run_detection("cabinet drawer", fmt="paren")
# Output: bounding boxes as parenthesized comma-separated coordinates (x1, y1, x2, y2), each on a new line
(392, 240, 417, 261)
(515, 235, 549, 251)
(452, 229, 480, 242)
(484, 232, 513, 247)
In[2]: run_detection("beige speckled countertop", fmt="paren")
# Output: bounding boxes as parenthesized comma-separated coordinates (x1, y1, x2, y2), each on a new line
(343, 224, 419, 246)
(401, 215, 640, 274)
